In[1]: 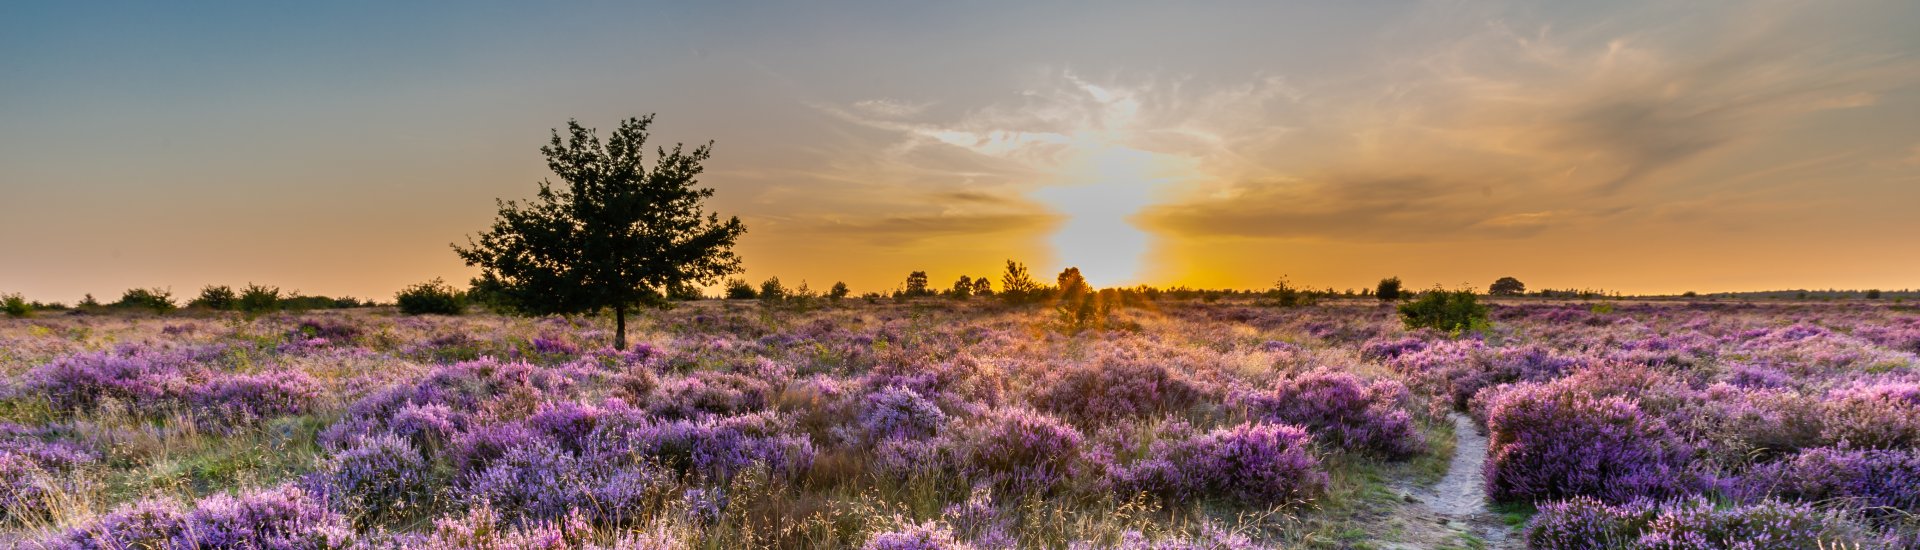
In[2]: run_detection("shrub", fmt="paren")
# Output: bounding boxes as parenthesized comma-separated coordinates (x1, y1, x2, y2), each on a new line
(724, 278, 757, 300)
(1525, 496, 1868, 550)
(396, 278, 466, 315)
(1483, 382, 1702, 504)
(304, 434, 432, 523)
(113, 287, 176, 313)
(188, 369, 321, 424)
(1031, 360, 1202, 423)
(865, 521, 973, 550)
(238, 283, 283, 313)
(1118, 422, 1327, 507)
(457, 439, 660, 526)
(829, 281, 851, 301)
(590, 412, 815, 480)
(1820, 381, 1920, 448)
(48, 486, 354, 550)
(21, 347, 187, 414)
(1398, 288, 1488, 333)
(3, 293, 32, 318)
(954, 408, 1087, 490)
(190, 285, 238, 310)
(381, 505, 601, 550)
(1736, 447, 1920, 518)
(858, 386, 947, 441)
(1375, 277, 1403, 302)
(1245, 369, 1426, 458)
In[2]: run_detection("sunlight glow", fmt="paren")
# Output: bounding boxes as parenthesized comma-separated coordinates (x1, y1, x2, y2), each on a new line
(1036, 141, 1191, 288)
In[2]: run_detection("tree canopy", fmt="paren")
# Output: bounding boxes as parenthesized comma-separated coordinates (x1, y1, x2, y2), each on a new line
(455, 115, 745, 350)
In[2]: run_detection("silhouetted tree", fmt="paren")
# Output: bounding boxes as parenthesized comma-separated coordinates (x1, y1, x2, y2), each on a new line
(950, 275, 973, 299)
(1375, 277, 1404, 302)
(1057, 267, 1091, 301)
(1489, 277, 1526, 297)
(971, 276, 993, 297)
(904, 271, 931, 297)
(759, 276, 788, 302)
(1000, 260, 1042, 304)
(456, 115, 745, 350)
(829, 281, 850, 301)
(1867, 289, 1882, 300)
(724, 278, 756, 300)
(190, 285, 238, 310)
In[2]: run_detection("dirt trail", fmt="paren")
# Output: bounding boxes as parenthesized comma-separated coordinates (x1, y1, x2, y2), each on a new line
(1379, 413, 1520, 549)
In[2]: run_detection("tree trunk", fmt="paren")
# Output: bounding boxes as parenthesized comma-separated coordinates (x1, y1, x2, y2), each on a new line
(614, 305, 627, 351)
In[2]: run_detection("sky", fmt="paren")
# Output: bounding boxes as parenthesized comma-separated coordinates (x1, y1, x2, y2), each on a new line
(3, 1, 1918, 302)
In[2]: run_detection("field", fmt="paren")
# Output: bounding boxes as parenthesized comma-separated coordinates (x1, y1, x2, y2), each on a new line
(2, 299, 1918, 549)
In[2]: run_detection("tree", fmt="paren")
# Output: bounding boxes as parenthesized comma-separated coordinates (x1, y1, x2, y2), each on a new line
(829, 281, 850, 301)
(396, 278, 466, 315)
(1375, 277, 1403, 302)
(1489, 277, 1526, 297)
(1867, 289, 1882, 300)
(724, 278, 757, 300)
(1399, 287, 1489, 335)
(950, 275, 973, 299)
(191, 285, 238, 310)
(1000, 260, 1042, 304)
(971, 276, 993, 297)
(904, 271, 931, 297)
(1057, 267, 1091, 301)
(456, 116, 745, 350)
(759, 276, 788, 303)
(114, 288, 176, 313)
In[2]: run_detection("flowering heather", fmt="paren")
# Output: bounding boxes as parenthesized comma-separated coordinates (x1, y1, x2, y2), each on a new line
(950, 407, 1088, 490)
(647, 371, 774, 419)
(458, 439, 662, 526)
(1117, 422, 1327, 508)
(19, 347, 191, 413)
(1820, 381, 1920, 449)
(1483, 382, 1702, 504)
(45, 486, 354, 550)
(857, 385, 947, 441)
(303, 433, 433, 523)
(1030, 359, 1202, 422)
(188, 369, 321, 424)
(1736, 447, 1920, 519)
(1244, 369, 1426, 458)
(1524, 496, 1869, 550)
(864, 521, 974, 550)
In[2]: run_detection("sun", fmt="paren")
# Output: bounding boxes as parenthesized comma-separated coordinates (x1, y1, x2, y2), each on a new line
(1034, 140, 1192, 288)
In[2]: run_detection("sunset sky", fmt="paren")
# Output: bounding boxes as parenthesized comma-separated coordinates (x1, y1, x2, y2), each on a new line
(4, 1, 1918, 302)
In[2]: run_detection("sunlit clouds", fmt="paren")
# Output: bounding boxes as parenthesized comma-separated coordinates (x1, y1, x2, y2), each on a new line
(1, 1, 1916, 299)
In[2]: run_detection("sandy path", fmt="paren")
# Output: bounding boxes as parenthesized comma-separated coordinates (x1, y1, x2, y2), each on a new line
(1380, 413, 1520, 549)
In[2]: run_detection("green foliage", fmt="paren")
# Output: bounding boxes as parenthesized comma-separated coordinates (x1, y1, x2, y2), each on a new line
(758, 276, 788, 303)
(1489, 276, 1525, 297)
(190, 285, 239, 310)
(1398, 287, 1489, 335)
(828, 281, 850, 301)
(903, 271, 932, 297)
(666, 282, 705, 301)
(1056, 267, 1091, 300)
(1257, 276, 1314, 308)
(1000, 260, 1044, 305)
(970, 276, 993, 297)
(1867, 289, 1882, 299)
(724, 278, 757, 300)
(1375, 277, 1404, 302)
(3, 293, 31, 318)
(1589, 302, 1615, 315)
(237, 284, 282, 313)
(454, 115, 745, 350)
(114, 288, 176, 313)
(78, 293, 100, 308)
(949, 275, 973, 300)
(395, 278, 466, 315)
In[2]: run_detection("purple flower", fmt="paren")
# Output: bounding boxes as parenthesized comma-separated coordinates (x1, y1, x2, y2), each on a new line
(1243, 369, 1426, 458)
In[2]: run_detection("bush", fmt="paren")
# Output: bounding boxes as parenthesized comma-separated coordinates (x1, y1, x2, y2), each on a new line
(1244, 369, 1426, 458)
(1375, 277, 1403, 302)
(238, 283, 283, 313)
(113, 287, 176, 313)
(953, 408, 1086, 490)
(396, 278, 466, 315)
(1118, 422, 1327, 507)
(190, 285, 238, 310)
(1398, 288, 1488, 333)
(724, 278, 757, 300)
(858, 386, 947, 441)
(46, 486, 354, 550)
(1032, 360, 1202, 423)
(1736, 447, 1920, 518)
(1484, 382, 1701, 504)
(1820, 381, 1920, 449)
(304, 434, 432, 524)
(1525, 496, 1868, 550)
(3, 293, 32, 318)
(865, 521, 971, 550)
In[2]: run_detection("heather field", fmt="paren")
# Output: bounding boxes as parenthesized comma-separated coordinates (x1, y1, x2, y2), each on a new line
(3, 300, 1919, 549)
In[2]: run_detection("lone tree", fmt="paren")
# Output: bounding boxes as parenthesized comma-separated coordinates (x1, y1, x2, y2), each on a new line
(1375, 277, 1404, 302)
(1489, 277, 1526, 297)
(456, 115, 745, 350)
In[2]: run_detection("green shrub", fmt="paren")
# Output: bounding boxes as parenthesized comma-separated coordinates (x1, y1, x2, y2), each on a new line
(1375, 277, 1403, 302)
(113, 288, 176, 313)
(238, 284, 282, 313)
(3, 293, 31, 318)
(190, 285, 238, 310)
(829, 281, 850, 302)
(1398, 287, 1488, 334)
(724, 278, 756, 300)
(1257, 277, 1313, 308)
(395, 278, 466, 315)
